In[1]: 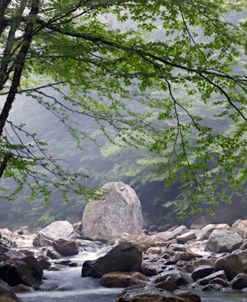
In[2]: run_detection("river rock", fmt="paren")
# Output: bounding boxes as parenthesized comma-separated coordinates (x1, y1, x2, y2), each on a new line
(215, 254, 243, 280)
(140, 263, 158, 277)
(232, 220, 247, 238)
(0, 228, 13, 240)
(45, 247, 61, 259)
(37, 255, 51, 270)
(81, 242, 142, 278)
(100, 272, 149, 287)
(231, 273, 247, 289)
(156, 280, 179, 291)
(154, 226, 189, 242)
(197, 224, 231, 241)
(191, 265, 215, 281)
(117, 285, 200, 302)
(33, 221, 76, 246)
(235, 249, 247, 268)
(174, 290, 201, 302)
(82, 182, 143, 240)
(0, 279, 20, 302)
(12, 284, 32, 293)
(119, 233, 164, 252)
(177, 231, 196, 244)
(196, 270, 227, 286)
(175, 251, 200, 262)
(53, 238, 79, 256)
(0, 228, 14, 247)
(0, 256, 43, 288)
(209, 278, 229, 288)
(201, 283, 223, 291)
(155, 269, 191, 285)
(206, 229, 243, 253)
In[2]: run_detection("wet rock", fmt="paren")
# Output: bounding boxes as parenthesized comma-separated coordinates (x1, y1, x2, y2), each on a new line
(235, 249, 247, 268)
(154, 226, 189, 242)
(21, 250, 34, 257)
(156, 280, 178, 291)
(201, 284, 223, 291)
(0, 279, 20, 302)
(100, 272, 149, 287)
(11, 284, 32, 293)
(175, 252, 200, 262)
(33, 221, 76, 247)
(0, 228, 15, 247)
(0, 256, 43, 288)
(81, 242, 142, 278)
(197, 224, 230, 241)
(174, 289, 201, 302)
(181, 258, 215, 274)
(82, 182, 143, 241)
(53, 259, 77, 267)
(146, 247, 164, 255)
(0, 229, 13, 241)
(4, 250, 24, 260)
(206, 229, 243, 253)
(209, 278, 229, 288)
(169, 245, 187, 253)
(45, 247, 61, 259)
(140, 263, 158, 277)
(0, 245, 9, 262)
(191, 265, 215, 281)
(161, 250, 174, 260)
(117, 285, 200, 302)
(155, 269, 191, 286)
(232, 220, 247, 239)
(119, 233, 166, 252)
(196, 270, 227, 286)
(231, 273, 247, 290)
(176, 231, 196, 244)
(215, 254, 243, 280)
(53, 238, 79, 256)
(55, 259, 72, 266)
(37, 255, 51, 270)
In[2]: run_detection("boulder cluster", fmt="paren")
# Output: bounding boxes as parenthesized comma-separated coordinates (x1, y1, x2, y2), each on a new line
(1, 218, 247, 301)
(79, 220, 247, 301)
(1, 182, 247, 302)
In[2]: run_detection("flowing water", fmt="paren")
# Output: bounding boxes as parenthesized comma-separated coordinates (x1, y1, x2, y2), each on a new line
(17, 249, 247, 302)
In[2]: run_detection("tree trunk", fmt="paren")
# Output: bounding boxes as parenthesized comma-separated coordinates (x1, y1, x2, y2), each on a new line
(0, 0, 11, 37)
(0, 0, 40, 177)
(0, 152, 11, 178)
(0, 0, 28, 90)
(0, 0, 40, 137)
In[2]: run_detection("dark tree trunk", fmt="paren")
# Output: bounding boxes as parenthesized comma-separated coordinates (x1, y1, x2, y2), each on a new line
(0, 0, 11, 37)
(0, 0, 28, 90)
(0, 0, 40, 137)
(0, 152, 11, 178)
(0, 0, 40, 177)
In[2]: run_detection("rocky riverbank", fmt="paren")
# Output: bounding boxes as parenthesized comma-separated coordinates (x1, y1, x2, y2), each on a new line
(1, 219, 247, 301)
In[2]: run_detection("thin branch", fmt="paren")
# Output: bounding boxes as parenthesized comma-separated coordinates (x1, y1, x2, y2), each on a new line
(199, 73, 247, 122)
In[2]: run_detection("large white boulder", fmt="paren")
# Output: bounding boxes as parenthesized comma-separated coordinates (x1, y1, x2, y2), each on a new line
(82, 182, 143, 240)
(33, 221, 76, 246)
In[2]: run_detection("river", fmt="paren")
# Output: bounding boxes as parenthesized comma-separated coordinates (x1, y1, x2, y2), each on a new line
(17, 249, 247, 302)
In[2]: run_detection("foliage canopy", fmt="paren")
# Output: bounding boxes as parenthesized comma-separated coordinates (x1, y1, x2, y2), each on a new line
(0, 0, 246, 215)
